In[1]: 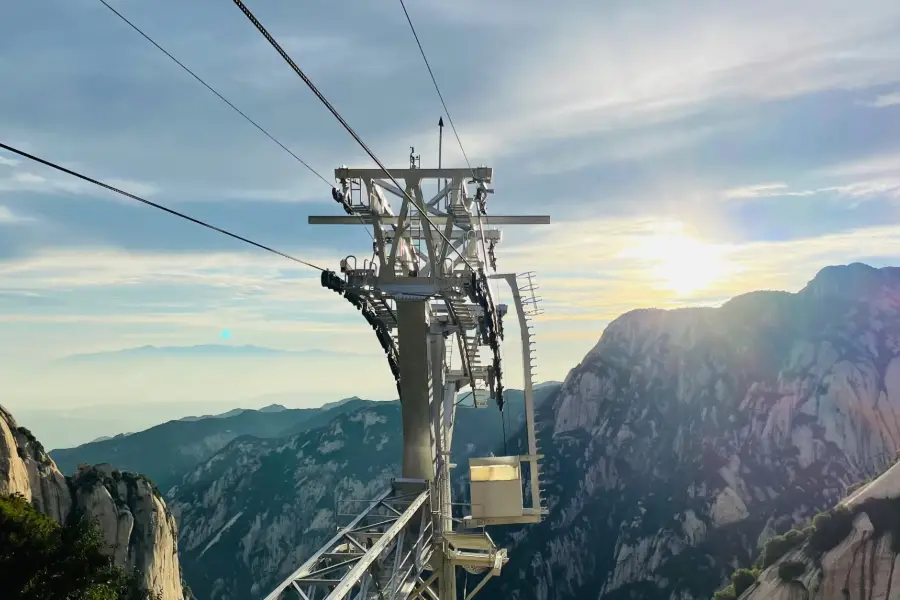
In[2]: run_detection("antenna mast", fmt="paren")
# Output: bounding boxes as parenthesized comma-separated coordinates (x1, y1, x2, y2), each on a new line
(265, 159, 550, 600)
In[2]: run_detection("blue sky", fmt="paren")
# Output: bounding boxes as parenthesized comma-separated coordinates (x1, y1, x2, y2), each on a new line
(4, 0, 900, 438)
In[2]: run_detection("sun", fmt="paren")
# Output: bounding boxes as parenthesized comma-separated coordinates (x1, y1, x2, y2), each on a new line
(630, 231, 730, 296)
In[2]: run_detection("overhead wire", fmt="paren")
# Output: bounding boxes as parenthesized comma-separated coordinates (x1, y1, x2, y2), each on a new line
(228, 0, 474, 271)
(397, 0, 497, 315)
(96, 0, 374, 244)
(397, 0, 507, 415)
(397, 0, 474, 177)
(96, 0, 331, 190)
(0, 142, 324, 271)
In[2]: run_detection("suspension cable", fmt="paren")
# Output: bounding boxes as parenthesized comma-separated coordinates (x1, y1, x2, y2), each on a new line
(96, 0, 376, 244)
(0, 142, 324, 271)
(397, 0, 474, 178)
(398, 0, 493, 265)
(228, 0, 474, 271)
(396, 0, 498, 286)
(96, 0, 332, 190)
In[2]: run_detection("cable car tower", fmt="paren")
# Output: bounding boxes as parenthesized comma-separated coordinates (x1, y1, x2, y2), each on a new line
(264, 151, 550, 600)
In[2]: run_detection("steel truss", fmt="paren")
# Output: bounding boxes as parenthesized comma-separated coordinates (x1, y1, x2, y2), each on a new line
(264, 480, 434, 600)
(266, 161, 549, 600)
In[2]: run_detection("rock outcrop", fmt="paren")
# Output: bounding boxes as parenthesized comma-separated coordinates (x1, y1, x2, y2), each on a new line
(0, 405, 71, 523)
(485, 263, 900, 600)
(0, 404, 185, 600)
(741, 460, 900, 600)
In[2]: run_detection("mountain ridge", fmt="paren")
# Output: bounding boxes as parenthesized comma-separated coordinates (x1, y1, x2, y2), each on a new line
(55, 344, 356, 363)
(50, 400, 382, 492)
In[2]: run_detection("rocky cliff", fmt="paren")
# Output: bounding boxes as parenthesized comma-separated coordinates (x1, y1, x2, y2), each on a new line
(0, 404, 185, 600)
(0, 404, 72, 523)
(738, 459, 900, 600)
(484, 263, 900, 600)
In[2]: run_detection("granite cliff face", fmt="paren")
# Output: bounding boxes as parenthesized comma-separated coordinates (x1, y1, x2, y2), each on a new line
(485, 263, 900, 600)
(0, 404, 185, 600)
(739, 459, 900, 600)
(0, 405, 72, 523)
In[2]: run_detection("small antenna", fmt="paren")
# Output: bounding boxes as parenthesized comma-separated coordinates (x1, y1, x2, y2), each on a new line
(438, 117, 444, 197)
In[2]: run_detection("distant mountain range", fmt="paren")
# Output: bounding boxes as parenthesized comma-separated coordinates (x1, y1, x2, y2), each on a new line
(88, 433, 134, 443)
(177, 404, 288, 422)
(55, 344, 357, 363)
(49, 398, 381, 492)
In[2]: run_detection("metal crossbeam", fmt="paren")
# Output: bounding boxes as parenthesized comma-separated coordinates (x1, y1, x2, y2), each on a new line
(335, 167, 492, 181)
(308, 215, 550, 225)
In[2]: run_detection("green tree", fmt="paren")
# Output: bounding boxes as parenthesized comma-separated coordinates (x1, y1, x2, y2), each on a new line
(731, 567, 759, 596)
(712, 586, 736, 600)
(777, 560, 806, 582)
(0, 493, 157, 600)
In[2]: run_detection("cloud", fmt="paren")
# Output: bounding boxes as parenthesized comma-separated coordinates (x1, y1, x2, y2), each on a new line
(522, 121, 736, 176)
(818, 151, 900, 178)
(0, 246, 370, 365)
(723, 147, 900, 204)
(500, 217, 900, 324)
(861, 90, 900, 108)
(4, 0, 900, 417)
(724, 180, 900, 203)
(228, 34, 409, 92)
(0, 247, 331, 290)
(460, 1, 900, 159)
(0, 205, 34, 224)
(0, 145, 326, 205)
(724, 183, 791, 199)
(3, 215, 900, 415)
(0, 155, 160, 200)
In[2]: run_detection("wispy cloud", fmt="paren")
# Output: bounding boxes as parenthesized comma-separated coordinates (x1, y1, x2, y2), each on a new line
(0, 157, 160, 200)
(502, 217, 900, 323)
(462, 1, 900, 158)
(0, 205, 34, 224)
(523, 121, 735, 176)
(724, 183, 792, 199)
(861, 90, 900, 108)
(228, 34, 408, 91)
(0, 248, 329, 290)
(724, 180, 900, 203)
(818, 151, 900, 178)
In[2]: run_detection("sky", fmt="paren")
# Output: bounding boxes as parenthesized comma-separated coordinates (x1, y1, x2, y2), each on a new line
(3, 0, 900, 445)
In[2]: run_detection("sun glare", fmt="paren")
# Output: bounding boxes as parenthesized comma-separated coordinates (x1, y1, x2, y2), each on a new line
(625, 229, 730, 296)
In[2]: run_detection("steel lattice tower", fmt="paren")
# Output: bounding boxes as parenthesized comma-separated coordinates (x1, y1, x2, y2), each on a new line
(265, 160, 549, 600)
